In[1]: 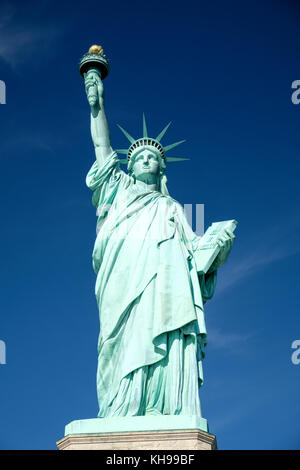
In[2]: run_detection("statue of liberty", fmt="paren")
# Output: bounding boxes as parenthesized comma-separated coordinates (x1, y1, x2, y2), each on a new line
(81, 46, 236, 421)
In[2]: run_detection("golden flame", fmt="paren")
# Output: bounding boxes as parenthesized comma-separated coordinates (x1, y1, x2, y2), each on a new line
(88, 45, 104, 55)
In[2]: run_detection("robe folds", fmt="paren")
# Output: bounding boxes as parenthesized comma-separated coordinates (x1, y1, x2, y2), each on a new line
(86, 151, 216, 417)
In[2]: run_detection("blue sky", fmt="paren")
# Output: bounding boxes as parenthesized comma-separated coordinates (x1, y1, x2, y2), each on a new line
(0, 0, 300, 450)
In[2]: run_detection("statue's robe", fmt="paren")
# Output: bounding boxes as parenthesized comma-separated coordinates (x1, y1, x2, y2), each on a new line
(86, 152, 216, 417)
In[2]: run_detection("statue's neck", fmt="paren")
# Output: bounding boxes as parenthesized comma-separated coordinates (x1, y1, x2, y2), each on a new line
(134, 176, 159, 192)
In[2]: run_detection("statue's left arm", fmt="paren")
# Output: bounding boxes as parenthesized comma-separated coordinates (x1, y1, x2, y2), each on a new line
(179, 206, 235, 302)
(197, 228, 235, 302)
(207, 228, 235, 273)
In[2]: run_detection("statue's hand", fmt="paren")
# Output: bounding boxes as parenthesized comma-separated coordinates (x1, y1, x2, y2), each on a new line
(84, 70, 104, 108)
(208, 229, 235, 272)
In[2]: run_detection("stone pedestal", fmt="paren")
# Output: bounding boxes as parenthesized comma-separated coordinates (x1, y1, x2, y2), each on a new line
(57, 416, 217, 450)
(57, 429, 216, 450)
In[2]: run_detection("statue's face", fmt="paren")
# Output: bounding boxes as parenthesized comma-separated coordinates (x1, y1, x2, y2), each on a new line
(85, 70, 99, 106)
(131, 149, 161, 183)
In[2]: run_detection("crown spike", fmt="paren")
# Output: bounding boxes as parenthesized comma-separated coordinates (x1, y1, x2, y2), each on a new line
(156, 121, 172, 142)
(166, 157, 190, 162)
(116, 149, 129, 154)
(117, 124, 136, 144)
(164, 140, 186, 152)
(142, 113, 148, 138)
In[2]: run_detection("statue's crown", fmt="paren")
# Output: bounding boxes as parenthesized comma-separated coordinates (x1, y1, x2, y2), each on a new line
(116, 114, 189, 166)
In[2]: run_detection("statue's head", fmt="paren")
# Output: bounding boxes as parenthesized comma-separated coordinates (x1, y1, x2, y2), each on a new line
(85, 68, 101, 107)
(129, 146, 166, 184)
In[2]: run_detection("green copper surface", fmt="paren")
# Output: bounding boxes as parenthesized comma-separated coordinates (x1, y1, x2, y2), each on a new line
(75, 46, 236, 432)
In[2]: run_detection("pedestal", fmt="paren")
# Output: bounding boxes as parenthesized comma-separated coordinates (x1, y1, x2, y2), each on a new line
(57, 416, 217, 450)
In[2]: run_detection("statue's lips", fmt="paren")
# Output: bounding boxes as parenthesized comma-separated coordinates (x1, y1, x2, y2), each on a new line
(139, 168, 156, 173)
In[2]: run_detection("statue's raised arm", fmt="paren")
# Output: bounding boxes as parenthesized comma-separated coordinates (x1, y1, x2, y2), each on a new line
(80, 45, 112, 166)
